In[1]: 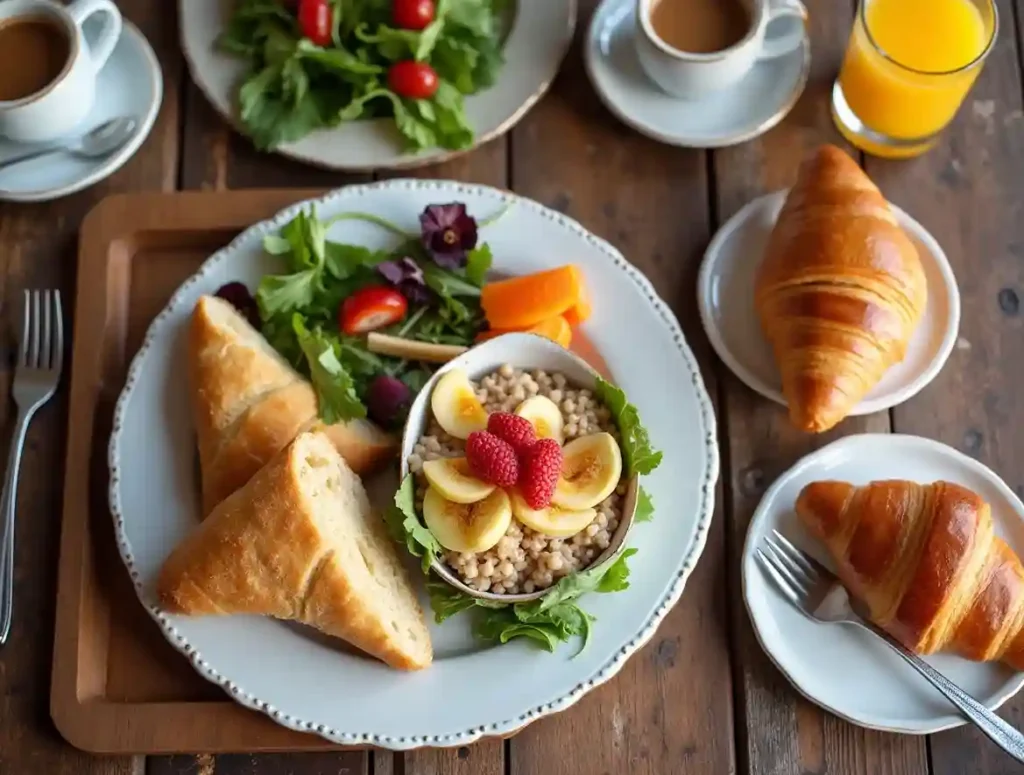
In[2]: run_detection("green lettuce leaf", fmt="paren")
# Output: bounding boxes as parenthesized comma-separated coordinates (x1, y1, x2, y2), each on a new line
(293, 316, 366, 423)
(594, 377, 663, 476)
(385, 475, 443, 573)
(635, 486, 655, 523)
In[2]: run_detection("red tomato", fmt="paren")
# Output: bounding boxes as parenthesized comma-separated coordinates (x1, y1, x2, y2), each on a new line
(393, 0, 435, 30)
(340, 287, 409, 335)
(298, 0, 332, 46)
(388, 61, 439, 99)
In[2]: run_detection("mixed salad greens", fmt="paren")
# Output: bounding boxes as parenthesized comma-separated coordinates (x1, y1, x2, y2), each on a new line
(216, 200, 503, 429)
(386, 377, 663, 653)
(217, 0, 509, 152)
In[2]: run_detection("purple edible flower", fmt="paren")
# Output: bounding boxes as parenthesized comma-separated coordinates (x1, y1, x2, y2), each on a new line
(419, 202, 478, 269)
(377, 257, 431, 305)
(214, 282, 260, 328)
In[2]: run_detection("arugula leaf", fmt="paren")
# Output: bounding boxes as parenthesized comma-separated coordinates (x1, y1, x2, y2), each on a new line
(635, 486, 655, 523)
(423, 263, 482, 297)
(430, 547, 640, 653)
(324, 241, 390, 279)
(293, 316, 366, 423)
(256, 268, 322, 318)
(385, 475, 443, 573)
(594, 377, 663, 476)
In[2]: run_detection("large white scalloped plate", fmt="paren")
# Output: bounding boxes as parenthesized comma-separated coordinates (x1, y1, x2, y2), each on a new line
(108, 179, 720, 749)
(178, 0, 575, 171)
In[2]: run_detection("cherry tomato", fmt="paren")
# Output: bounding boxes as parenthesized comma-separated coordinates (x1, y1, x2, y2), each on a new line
(340, 286, 409, 335)
(298, 0, 332, 46)
(393, 0, 435, 30)
(388, 61, 439, 99)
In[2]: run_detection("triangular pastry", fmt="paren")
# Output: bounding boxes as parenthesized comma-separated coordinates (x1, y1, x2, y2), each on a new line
(189, 295, 396, 515)
(157, 430, 433, 671)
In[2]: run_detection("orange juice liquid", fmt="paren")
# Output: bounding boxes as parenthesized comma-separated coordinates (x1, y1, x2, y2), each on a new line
(836, 0, 991, 154)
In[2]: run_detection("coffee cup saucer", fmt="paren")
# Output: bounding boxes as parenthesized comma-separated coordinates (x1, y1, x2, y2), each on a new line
(0, 22, 162, 203)
(584, 0, 810, 148)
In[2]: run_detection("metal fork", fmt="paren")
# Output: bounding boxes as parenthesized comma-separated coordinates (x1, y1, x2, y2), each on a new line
(757, 529, 1024, 764)
(0, 290, 63, 646)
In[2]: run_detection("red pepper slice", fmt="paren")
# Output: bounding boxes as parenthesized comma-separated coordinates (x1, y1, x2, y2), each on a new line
(340, 286, 409, 335)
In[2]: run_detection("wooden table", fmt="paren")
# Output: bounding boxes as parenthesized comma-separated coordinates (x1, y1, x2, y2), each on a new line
(2, 0, 1023, 773)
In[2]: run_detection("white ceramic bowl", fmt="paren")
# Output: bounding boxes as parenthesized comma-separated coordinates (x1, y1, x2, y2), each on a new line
(399, 333, 639, 603)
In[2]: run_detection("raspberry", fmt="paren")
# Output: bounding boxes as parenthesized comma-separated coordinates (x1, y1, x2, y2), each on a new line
(486, 412, 536, 455)
(465, 431, 519, 488)
(520, 438, 563, 510)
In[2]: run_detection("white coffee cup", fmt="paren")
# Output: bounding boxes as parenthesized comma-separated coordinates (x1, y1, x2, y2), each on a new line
(0, 0, 123, 143)
(635, 0, 808, 100)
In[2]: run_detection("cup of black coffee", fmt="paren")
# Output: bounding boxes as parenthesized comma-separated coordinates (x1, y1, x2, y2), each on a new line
(0, 0, 122, 143)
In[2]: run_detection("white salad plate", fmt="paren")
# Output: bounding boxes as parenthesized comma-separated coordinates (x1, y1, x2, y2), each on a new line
(178, 0, 575, 171)
(584, 0, 810, 148)
(697, 190, 961, 417)
(0, 22, 162, 203)
(743, 433, 1024, 733)
(109, 179, 719, 749)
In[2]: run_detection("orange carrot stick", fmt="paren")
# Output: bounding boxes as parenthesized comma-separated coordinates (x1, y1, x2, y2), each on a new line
(481, 265, 584, 329)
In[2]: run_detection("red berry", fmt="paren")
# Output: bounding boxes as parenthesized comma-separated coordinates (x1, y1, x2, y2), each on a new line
(486, 412, 536, 455)
(520, 438, 563, 510)
(466, 431, 519, 488)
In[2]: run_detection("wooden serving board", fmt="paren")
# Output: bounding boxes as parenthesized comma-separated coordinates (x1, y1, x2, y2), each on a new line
(51, 188, 610, 755)
(52, 189, 350, 755)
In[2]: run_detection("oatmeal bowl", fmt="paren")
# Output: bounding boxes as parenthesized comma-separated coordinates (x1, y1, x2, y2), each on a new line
(395, 332, 646, 604)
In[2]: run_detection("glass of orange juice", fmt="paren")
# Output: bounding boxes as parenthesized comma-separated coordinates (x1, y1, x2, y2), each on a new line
(832, 0, 998, 159)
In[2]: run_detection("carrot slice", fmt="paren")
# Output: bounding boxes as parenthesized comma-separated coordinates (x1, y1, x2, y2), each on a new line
(475, 315, 572, 348)
(481, 265, 584, 329)
(528, 315, 572, 348)
(563, 270, 592, 325)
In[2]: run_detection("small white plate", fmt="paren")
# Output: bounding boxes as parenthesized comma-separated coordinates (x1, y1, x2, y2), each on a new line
(743, 433, 1024, 733)
(179, 0, 574, 171)
(697, 190, 961, 417)
(0, 23, 163, 203)
(584, 0, 809, 148)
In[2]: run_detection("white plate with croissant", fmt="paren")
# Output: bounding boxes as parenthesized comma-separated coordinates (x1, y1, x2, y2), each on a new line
(698, 145, 961, 434)
(107, 180, 720, 749)
(743, 433, 1024, 733)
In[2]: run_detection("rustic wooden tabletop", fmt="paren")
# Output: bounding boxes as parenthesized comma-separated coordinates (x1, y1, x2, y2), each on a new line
(2, 0, 1023, 773)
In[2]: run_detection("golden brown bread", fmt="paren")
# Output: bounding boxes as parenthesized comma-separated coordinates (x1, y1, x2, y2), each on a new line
(796, 479, 1024, 669)
(189, 295, 397, 515)
(158, 430, 433, 671)
(754, 145, 928, 433)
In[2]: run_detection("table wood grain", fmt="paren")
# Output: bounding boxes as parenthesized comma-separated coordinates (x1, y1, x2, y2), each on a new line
(2, 0, 1023, 773)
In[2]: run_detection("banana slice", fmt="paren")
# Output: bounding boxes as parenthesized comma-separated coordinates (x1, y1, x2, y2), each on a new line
(515, 395, 565, 445)
(551, 432, 623, 511)
(422, 457, 495, 504)
(422, 486, 512, 553)
(431, 368, 488, 440)
(510, 489, 596, 538)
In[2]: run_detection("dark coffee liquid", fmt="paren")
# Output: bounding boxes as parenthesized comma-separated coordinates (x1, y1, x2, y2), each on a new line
(0, 16, 71, 101)
(649, 0, 751, 54)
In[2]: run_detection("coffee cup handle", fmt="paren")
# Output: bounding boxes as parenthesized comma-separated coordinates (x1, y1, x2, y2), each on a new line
(758, 0, 808, 60)
(65, 0, 123, 73)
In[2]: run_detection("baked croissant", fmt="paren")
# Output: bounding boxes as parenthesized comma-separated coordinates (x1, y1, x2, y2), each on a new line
(158, 430, 433, 671)
(754, 145, 928, 433)
(190, 295, 396, 515)
(796, 479, 1024, 669)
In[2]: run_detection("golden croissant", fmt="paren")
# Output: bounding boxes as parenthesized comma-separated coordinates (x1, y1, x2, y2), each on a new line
(754, 145, 927, 433)
(796, 479, 1024, 669)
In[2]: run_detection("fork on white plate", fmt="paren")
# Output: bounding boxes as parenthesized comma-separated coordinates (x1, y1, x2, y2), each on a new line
(0, 289, 64, 646)
(757, 529, 1024, 764)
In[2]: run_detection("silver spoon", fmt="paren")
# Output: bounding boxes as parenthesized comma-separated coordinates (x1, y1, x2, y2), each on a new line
(0, 116, 138, 173)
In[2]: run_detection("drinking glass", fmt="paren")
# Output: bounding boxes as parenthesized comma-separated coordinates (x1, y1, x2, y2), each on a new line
(831, 0, 998, 159)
